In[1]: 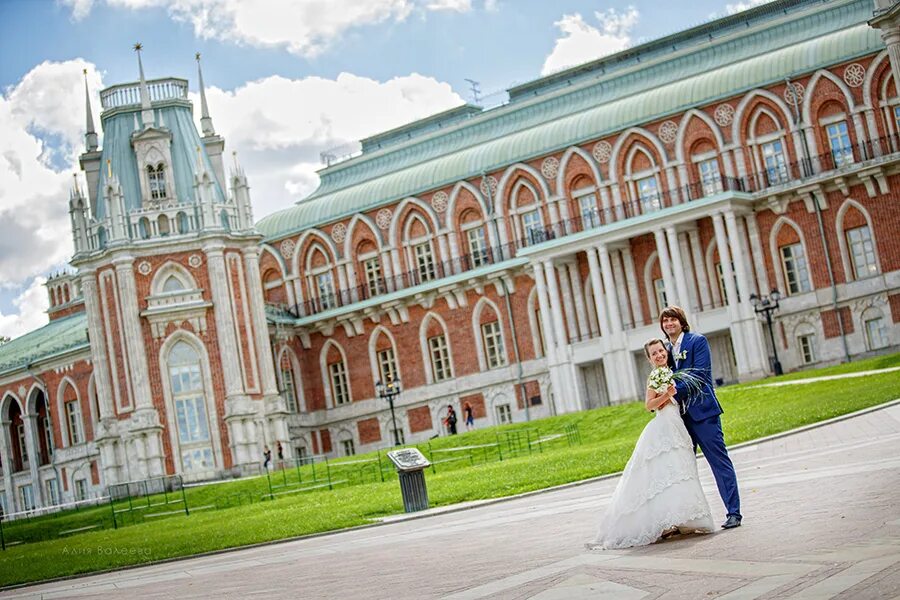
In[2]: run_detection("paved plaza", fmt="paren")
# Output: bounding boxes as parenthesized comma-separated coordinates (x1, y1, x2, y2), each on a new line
(4, 401, 900, 599)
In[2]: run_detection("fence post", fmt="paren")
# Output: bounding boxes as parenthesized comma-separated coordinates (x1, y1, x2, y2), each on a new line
(180, 476, 190, 516)
(265, 465, 274, 500)
(109, 494, 117, 530)
(295, 457, 303, 484)
(1, 513, 5, 550)
(495, 432, 503, 461)
(377, 450, 384, 483)
(325, 456, 333, 491)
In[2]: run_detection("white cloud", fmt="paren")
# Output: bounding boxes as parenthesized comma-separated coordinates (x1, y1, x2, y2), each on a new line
(63, 0, 480, 58)
(726, 0, 775, 14)
(0, 59, 101, 334)
(541, 7, 639, 76)
(0, 277, 50, 340)
(198, 71, 464, 218)
(426, 0, 471, 12)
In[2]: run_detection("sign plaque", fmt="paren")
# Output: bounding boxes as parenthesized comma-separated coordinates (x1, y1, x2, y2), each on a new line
(387, 448, 431, 472)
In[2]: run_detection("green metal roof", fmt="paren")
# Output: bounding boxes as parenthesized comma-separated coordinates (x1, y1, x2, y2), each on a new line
(94, 102, 225, 220)
(0, 313, 89, 376)
(257, 0, 877, 241)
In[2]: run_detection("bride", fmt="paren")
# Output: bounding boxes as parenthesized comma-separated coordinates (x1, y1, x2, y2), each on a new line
(589, 338, 714, 549)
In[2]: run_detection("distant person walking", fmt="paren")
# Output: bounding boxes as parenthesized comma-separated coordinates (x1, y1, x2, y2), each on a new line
(444, 405, 458, 435)
(263, 446, 272, 471)
(463, 402, 475, 431)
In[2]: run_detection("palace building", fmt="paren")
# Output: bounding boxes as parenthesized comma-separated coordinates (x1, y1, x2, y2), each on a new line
(1, 0, 898, 514)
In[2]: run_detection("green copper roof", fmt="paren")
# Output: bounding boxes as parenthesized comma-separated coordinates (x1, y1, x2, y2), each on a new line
(257, 0, 876, 241)
(94, 102, 225, 220)
(0, 313, 89, 376)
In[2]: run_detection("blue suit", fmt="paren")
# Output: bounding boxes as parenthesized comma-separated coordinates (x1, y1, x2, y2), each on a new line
(669, 331, 741, 519)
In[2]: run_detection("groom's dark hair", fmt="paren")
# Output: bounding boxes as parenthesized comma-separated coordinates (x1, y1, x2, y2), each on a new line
(659, 305, 690, 335)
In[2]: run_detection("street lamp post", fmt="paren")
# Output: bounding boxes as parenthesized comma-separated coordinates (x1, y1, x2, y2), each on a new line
(375, 378, 402, 446)
(750, 289, 783, 376)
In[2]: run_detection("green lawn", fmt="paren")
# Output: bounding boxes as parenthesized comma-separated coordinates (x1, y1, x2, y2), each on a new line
(1, 354, 897, 587)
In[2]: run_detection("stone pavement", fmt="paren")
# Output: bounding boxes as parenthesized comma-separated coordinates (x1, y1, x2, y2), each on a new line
(4, 401, 900, 599)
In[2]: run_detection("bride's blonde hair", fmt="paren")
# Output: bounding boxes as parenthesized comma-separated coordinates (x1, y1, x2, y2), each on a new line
(643, 338, 668, 360)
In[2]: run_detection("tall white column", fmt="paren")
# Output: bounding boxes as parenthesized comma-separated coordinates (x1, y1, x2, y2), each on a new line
(744, 215, 770, 297)
(0, 422, 16, 513)
(611, 250, 633, 328)
(22, 414, 43, 507)
(586, 249, 611, 339)
(678, 232, 699, 312)
(556, 264, 579, 342)
(666, 226, 691, 313)
(713, 212, 751, 375)
(79, 272, 115, 420)
(688, 229, 712, 311)
(597, 245, 623, 334)
(113, 257, 153, 410)
(543, 260, 569, 349)
(653, 229, 678, 306)
(723, 211, 752, 305)
(205, 243, 245, 399)
(621, 246, 642, 328)
(566, 261, 590, 339)
(243, 246, 280, 397)
(532, 264, 557, 352)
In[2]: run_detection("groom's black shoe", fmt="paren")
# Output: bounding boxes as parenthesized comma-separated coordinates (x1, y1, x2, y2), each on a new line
(721, 515, 742, 529)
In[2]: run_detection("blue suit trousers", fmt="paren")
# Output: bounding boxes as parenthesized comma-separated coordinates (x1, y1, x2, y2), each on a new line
(683, 414, 741, 519)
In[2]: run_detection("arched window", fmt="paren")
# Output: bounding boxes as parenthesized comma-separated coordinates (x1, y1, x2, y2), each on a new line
(278, 349, 300, 413)
(167, 341, 214, 473)
(147, 164, 167, 199)
(162, 275, 186, 293)
(862, 308, 890, 351)
(321, 342, 351, 408)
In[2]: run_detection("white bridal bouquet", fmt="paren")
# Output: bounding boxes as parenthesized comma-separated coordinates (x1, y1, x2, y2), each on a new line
(648, 366, 675, 393)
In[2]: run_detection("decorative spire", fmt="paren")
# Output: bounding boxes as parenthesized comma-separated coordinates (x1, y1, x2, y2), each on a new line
(83, 69, 98, 151)
(134, 42, 154, 128)
(196, 52, 216, 136)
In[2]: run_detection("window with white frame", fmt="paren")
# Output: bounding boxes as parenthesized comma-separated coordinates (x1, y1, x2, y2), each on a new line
(780, 243, 812, 295)
(316, 271, 336, 310)
(653, 278, 667, 314)
(280, 362, 298, 412)
(846, 226, 878, 279)
(364, 257, 384, 296)
(466, 226, 489, 267)
(414, 241, 436, 282)
(65, 399, 85, 446)
(45, 479, 59, 506)
(147, 164, 167, 199)
(17, 423, 28, 466)
(481, 321, 507, 369)
(496, 403, 512, 425)
(19, 484, 34, 511)
(798, 333, 816, 365)
(341, 438, 355, 456)
(521, 209, 544, 246)
(74, 479, 87, 502)
(636, 176, 661, 212)
(329, 360, 350, 405)
(168, 341, 215, 474)
(578, 193, 600, 229)
(698, 159, 723, 196)
(864, 317, 889, 350)
(825, 121, 854, 167)
(377, 347, 398, 385)
(761, 140, 788, 185)
(295, 446, 308, 464)
(428, 334, 452, 381)
(715, 262, 738, 305)
(43, 414, 53, 458)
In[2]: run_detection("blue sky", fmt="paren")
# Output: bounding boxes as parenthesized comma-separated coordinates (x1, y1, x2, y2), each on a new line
(0, 0, 766, 339)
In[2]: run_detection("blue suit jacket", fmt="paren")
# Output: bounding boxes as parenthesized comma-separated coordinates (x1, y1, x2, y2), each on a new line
(668, 331, 723, 421)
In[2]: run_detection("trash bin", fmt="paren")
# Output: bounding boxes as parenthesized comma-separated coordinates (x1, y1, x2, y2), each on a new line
(387, 448, 431, 513)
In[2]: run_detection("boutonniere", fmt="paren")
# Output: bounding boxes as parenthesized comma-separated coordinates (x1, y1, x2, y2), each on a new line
(675, 349, 688, 362)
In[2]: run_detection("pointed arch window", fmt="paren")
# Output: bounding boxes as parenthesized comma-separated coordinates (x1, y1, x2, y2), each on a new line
(329, 359, 350, 406)
(846, 226, 877, 279)
(761, 141, 788, 185)
(279, 353, 299, 413)
(825, 121, 854, 167)
(780, 243, 811, 295)
(481, 321, 507, 369)
(167, 341, 214, 473)
(147, 164, 167, 200)
(428, 334, 452, 381)
(65, 397, 84, 446)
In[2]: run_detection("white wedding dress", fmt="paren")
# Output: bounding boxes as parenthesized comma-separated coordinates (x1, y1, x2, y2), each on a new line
(589, 401, 714, 549)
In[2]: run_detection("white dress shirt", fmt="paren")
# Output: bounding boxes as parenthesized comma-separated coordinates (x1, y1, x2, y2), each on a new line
(672, 332, 685, 367)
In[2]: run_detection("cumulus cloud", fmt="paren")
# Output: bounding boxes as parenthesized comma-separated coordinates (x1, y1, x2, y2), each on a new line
(726, 0, 775, 14)
(0, 277, 50, 340)
(196, 71, 463, 218)
(62, 0, 478, 58)
(0, 59, 101, 334)
(541, 7, 639, 76)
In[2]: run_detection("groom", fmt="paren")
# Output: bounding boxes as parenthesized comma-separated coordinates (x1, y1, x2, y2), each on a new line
(661, 305, 742, 529)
